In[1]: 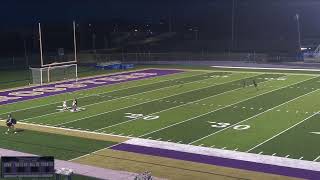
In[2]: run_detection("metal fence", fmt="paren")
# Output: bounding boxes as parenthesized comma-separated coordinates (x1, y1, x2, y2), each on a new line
(75, 52, 301, 64)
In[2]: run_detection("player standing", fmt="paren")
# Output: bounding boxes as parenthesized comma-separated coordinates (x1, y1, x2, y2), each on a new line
(62, 100, 68, 111)
(72, 98, 78, 112)
(253, 79, 258, 90)
(242, 80, 246, 88)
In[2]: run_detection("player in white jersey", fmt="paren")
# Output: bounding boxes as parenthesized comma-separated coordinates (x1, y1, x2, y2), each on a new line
(62, 100, 68, 111)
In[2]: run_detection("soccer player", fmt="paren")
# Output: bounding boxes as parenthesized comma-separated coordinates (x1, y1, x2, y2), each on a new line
(242, 80, 246, 88)
(253, 79, 258, 90)
(5, 114, 17, 134)
(72, 98, 78, 112)
(62, 100, 68, 111)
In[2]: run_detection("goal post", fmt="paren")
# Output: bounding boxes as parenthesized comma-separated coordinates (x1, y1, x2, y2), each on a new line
(30, 21, 78, 85)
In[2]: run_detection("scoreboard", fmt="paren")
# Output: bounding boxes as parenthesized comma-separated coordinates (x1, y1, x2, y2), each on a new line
(1, 156, 55, 178)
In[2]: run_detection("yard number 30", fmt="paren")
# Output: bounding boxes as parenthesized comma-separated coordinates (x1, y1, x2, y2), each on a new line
(125, 113, 159, 120)
(208, 121, 250, 130)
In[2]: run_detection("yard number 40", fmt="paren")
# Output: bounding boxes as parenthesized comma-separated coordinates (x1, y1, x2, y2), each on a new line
(208, 121, 250, 130)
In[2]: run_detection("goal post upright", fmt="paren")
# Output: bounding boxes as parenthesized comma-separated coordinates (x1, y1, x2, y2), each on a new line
(31, 21, 79, 85)
(73, 21, 78, 80)
(38, 22, 44, 67)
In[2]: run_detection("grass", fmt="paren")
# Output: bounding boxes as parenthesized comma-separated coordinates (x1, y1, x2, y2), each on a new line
(0, 65, 320, 166)
(0, 126, 116, 160)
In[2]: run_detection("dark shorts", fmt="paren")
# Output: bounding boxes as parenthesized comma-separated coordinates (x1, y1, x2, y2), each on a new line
(6, 122, 13, 127)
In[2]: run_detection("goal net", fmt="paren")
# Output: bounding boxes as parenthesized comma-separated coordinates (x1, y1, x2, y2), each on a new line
(30, 64, 77, 85)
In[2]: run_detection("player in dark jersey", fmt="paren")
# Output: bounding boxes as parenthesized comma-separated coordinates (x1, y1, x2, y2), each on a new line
(5, 114, 17, 134)
(72, 98, 78, 112)
(253, 79, 258, 90)
(242, 80, 246, 88)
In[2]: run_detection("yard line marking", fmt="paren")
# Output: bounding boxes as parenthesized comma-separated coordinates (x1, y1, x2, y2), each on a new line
(16, 72, 217, 122)
(210, 145, 215, 148)
(246, 110, 320, 152)
(285, 155, 290, 158)
(141, 76, 314, 140)
(258, 151, 263, 155)
(222, 147, 226, 150)
(55, 77, 238, 127)
(313, 155, 320, 161)
(0, 71, 204, 116)
(156, 138, 162, 140)
(272, 153, 277, 156)
(234, 148, 238, 151)
(95, 77, 260, 131)
(299, 157, 304, 160)
(177, 141, 182, 143)
(310, 132, 320, 135)
(191, 88, 320, 145)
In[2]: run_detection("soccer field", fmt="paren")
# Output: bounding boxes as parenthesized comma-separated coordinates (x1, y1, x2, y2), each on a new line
(1, 68, 320, 163)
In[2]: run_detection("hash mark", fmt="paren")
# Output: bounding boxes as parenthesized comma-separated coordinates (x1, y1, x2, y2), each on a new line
(285, 155, 290, 158)
(299, 157, 303, 160)
(258, 151, 263, 155)
(313, 155, 320, 161)
(272, 153, 276, 156)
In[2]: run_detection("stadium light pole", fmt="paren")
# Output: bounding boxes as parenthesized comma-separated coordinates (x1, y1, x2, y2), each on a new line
(295, 13, 302, 52)
(230, 0, 236, 52)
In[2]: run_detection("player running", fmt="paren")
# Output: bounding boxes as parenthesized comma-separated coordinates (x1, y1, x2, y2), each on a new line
(253, 79, 258, 90)
(5, 114, 17, 134)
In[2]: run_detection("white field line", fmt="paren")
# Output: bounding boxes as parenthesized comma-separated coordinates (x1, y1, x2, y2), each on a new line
(0, 119, 131, 139)
(0, 71, 205, 116)
(140, 76, 315, 139)
(68, 142, 124, 161)
(313, 155, 320, 162)
(23, 72, 230, 124)
(54, 74, 250, 127)
(190, 88, 320, 145)
(0, 68, 155, 93)
(211, 65, 320, 72)
(95, 81, 253, 131)
(0, 68, 168, 107)
(95, 73, 284, 131)
(166, 66, 319, 76)
(246, 111, 319, 152)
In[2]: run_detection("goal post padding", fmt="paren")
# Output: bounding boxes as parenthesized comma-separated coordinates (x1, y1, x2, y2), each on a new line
(30, 64, 77, 85)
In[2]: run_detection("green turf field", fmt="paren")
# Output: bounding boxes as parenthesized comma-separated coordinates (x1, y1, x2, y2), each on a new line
(1, 67, 320, 163)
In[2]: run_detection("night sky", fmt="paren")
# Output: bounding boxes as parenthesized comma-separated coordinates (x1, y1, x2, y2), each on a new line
(1, 0, 320, 57)
(0, 0, 319, 38)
